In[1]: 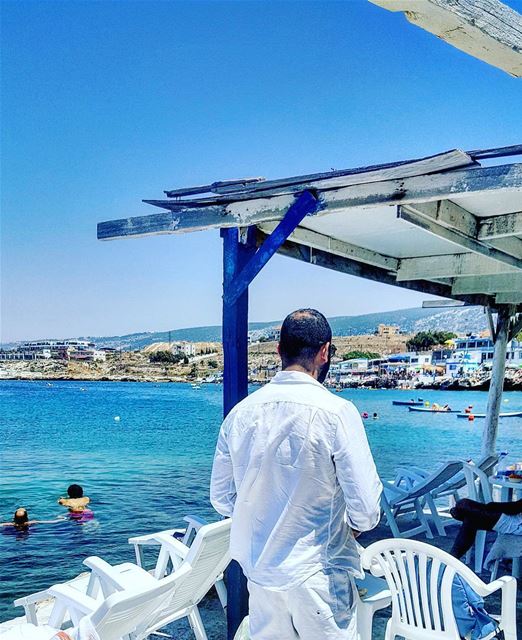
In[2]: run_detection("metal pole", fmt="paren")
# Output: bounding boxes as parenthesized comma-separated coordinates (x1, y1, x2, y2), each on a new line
(482, 306, 512, 457)
(221, 226, 256, 639)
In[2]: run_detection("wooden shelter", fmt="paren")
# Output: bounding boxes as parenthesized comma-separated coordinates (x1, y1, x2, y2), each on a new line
(99, 144, 522, 635)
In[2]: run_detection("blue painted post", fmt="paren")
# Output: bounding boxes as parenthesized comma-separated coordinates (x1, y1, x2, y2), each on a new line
(221, 225, 256, 639)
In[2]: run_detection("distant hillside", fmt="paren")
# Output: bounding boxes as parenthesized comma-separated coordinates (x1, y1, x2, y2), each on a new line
(84, 306, 488, 350)
(5, 306, 489, 351)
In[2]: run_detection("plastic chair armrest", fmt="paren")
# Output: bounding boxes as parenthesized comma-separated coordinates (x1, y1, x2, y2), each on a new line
(82, 556, 128, 594)
(153, 533, 190, 559)
(128, 528, 182, 546)
(47, 585, 96, 616)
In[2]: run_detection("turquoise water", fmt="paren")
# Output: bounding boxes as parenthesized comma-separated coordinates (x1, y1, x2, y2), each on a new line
(1, 380, 521, 621)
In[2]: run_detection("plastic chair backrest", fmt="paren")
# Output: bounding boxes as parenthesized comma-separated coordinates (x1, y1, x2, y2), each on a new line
(90, 568, 185, 640)
(161, 519, 231, 613)
(361, 539, 489, 640)
(463, 464, 493, 503)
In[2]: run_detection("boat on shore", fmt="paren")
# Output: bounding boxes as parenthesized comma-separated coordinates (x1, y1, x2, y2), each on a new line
(408, 406, 460, 413)
(392, 400, 423, 406)
(456, 411, 522, 419)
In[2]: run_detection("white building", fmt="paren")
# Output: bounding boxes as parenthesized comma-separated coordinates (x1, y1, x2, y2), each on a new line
(171, 342, 196, 357)
(446, 337, 522, 377)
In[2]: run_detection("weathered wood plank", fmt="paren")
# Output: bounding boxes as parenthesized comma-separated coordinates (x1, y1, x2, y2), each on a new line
(369, 0, 522, 77)
(452, 273, 522, 294)
(496, 292, 522, 304)
(398, 205, 522, 270)
(422, 299, 467, 308)
(397, 252, 519, 281)
(404, 200, 522, 258)
(478, 211, 522, 240)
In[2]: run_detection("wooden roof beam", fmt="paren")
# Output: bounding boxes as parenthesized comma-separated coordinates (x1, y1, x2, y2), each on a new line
(452, 273, 522, 295)
(496, 292, 522, 304)
(478, 211, 522, 240)
(398, 205, 522, 270)
(369, 0, 522, 77)
(397, 253, 518, 281)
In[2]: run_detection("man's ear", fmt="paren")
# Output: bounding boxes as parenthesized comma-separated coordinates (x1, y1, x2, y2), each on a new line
(319, 342, 330, 363)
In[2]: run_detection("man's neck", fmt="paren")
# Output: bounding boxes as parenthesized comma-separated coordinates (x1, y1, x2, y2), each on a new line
(282, 364, 318, 380)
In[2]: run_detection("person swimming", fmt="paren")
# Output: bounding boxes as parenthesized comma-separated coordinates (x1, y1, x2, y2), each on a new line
(58, 484, 92, 516)
(1, 508, 64, 528)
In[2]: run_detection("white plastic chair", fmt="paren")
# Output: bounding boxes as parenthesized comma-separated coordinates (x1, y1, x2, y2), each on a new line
(382, 462, 463, 539)
(6, 568, 196, 640)
(355, 572, 392, 640)
(127, 514, 227, 607)
(13, 519, 231, 640)
(361, 538, 517, 640)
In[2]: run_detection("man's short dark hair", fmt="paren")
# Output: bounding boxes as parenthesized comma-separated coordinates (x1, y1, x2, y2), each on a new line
(67, 484, 83, 498)
(279, 309, 332, 368)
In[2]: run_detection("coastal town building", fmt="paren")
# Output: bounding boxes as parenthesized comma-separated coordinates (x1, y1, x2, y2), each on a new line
(0, 339, 106, 362)
(376, 324, 400, 336)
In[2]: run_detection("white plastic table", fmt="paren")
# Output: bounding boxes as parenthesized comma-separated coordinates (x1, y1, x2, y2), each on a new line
(489, 475, 522, 501)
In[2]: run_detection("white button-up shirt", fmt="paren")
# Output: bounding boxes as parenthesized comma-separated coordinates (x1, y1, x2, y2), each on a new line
(210, 370, 382, 590)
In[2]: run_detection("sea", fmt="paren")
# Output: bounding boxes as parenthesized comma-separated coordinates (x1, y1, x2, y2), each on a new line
(0, 380, 521, 622)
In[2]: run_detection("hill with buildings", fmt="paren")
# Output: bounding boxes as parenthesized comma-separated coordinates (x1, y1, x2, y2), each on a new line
(85, 306, 487, 350)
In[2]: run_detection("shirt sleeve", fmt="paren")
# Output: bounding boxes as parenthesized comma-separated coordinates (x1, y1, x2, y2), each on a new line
(331, 401, 383, 532)
(210, 418, 237, 517)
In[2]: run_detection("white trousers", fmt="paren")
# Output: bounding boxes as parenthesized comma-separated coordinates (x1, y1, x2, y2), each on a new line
(247, 569, 357, 640)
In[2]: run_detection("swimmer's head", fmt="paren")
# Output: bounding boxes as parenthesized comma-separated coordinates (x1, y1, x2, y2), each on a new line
(13, 508, 29, 527)
(67, 484, 83, 498)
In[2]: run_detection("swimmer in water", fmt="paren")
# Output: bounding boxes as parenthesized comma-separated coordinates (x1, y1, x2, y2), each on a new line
(1, 508, 65, 529)
(372, 412, 378, 419)
(58, 484, 91, 514)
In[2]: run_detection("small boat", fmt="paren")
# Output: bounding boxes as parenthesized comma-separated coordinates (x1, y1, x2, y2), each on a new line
(456, 411, 522, 419)
(408, 406, 460, 413)
(392, 400, 424, 406)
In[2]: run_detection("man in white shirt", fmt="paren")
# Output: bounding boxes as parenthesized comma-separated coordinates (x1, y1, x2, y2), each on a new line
(210, 309, 382, 639)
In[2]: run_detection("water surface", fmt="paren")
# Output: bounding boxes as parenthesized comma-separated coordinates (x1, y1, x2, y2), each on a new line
(1, 381, 520, 620)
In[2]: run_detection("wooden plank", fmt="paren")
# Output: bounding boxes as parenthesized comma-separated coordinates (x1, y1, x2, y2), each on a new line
(145, 162, 522, 211)
(369, 0, 522, 77)
(398, 206, 522, 270)
(422, 300, 467, 308)
(98, 163, 522, 240)
(478, 211, 522, 240)
(405, 200, 522, 258)
(258, 223, 399, 271)
(452, 273, 522, 294)
(269, 233, 492, 306)
(208, 149, 474, 196)
(397, 252, 519, 281)
(496, 292, 522, 304)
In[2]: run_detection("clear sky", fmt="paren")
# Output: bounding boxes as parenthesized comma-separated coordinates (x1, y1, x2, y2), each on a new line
(2, 0, 522, 342)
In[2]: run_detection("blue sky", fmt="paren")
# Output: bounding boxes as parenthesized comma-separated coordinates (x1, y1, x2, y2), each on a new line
(2, 0, 521, 342)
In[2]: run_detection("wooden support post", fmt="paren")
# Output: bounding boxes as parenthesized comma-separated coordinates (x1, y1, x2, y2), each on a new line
(221, 226, 256, 639)
(482, 306, 513, 457)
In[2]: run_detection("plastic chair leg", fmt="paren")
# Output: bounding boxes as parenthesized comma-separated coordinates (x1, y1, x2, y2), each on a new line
(188, 606, 208, 640)
(356, 601, 374, 640)
(474, 530, 486, 573)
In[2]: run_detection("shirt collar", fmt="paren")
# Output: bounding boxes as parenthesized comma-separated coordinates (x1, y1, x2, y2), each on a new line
(270, 370, 325, 388)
